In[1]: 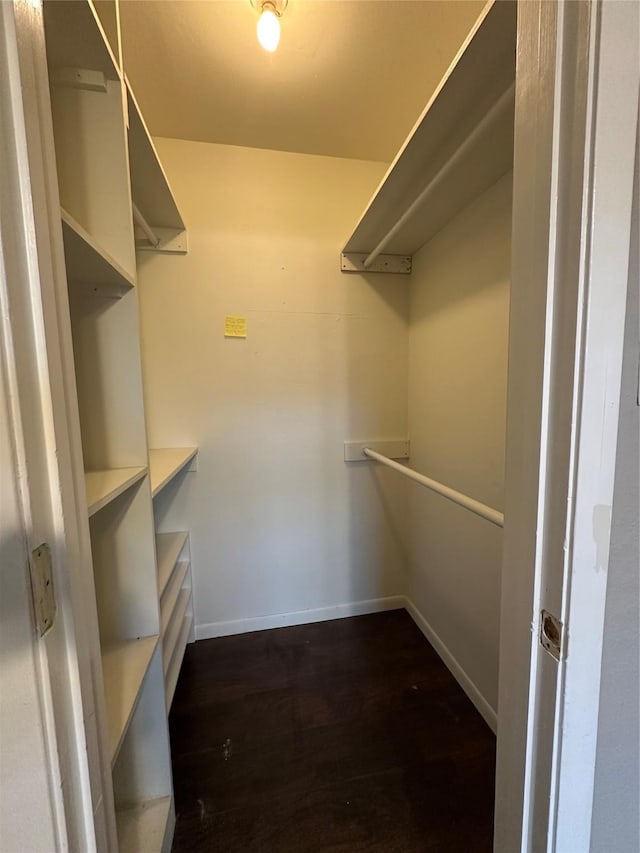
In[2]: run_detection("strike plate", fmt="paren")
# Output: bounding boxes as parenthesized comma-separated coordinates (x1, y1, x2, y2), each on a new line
(540, 609, 565, 661)
(340, 253, 412, 275)
(31, 544, 56, 638)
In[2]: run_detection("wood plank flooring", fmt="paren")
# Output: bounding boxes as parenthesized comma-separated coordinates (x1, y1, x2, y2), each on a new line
(169, 609, 496, 852)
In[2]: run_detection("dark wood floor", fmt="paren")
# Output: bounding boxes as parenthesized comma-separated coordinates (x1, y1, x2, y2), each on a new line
(169, 609, 496, 852)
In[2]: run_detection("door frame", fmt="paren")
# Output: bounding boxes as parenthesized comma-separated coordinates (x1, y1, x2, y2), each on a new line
(2, 0, 638, 850)
(0, 2, 116, 850)
(495, 1, 639, 850)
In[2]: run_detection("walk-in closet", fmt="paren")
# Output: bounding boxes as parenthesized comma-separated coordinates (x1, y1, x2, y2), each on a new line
(1, 0, 638, 851)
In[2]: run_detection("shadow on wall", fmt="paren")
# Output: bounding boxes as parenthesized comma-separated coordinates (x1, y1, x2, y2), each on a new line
(344, 273, 410, 609)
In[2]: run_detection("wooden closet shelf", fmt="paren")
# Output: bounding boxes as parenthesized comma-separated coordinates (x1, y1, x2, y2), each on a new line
(165, 612, 193, 710)
(43, 0, 120, 81)
(163, 589, 192, 675)
(85, 467, 147, 517)
(116, 795, 173, 853)
(61, 209, 136, 297)
(149, 448, 197, 498)
(160, 561, 190, 636)
(156, 531, 189, 597)
(342, 0, 516, 264)
(102, 635, 158, 764)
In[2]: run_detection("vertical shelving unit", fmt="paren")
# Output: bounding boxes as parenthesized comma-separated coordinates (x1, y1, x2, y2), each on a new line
(124, 72, 195, 713)
(42, 1, 178, 849)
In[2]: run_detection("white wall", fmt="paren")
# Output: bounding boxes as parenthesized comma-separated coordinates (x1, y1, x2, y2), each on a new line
(591, 141, 639, 853)
(137, 139, 409, 637)
(406, 173, 512, 726)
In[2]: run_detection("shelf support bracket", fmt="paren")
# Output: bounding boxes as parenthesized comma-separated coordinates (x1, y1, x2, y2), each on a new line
(132, 203, 160, 248)
(51, 67, 107, 93)
(340, 252, 411, 275)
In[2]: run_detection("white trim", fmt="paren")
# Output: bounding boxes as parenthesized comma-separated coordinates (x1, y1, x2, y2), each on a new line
(404, 598, 497, 734)
(1, 2, 119, 849)
(552, 3, 639, 848)
(195, 596, 405, 640)
(495, 1, 640, 851)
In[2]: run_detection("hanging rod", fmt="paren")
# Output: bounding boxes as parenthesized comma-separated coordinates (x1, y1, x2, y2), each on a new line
(363, 82, 516, 269)
(363, 447, 504, 528)
(132, 202, 160, 248)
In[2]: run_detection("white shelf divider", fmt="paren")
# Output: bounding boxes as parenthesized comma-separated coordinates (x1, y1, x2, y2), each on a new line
(160, 561, 190, 636)
(342, 0, 516, 266)
(85, 466, 147, 516)
(116, 796, 173, 853)
(156, 531, 189, 597)
(165, 612, 193, 709)
(61, 208, 135, 298)
(101, 635, 158, 763)
(149, 448, 197, 498)
(162, 589, 191, 674)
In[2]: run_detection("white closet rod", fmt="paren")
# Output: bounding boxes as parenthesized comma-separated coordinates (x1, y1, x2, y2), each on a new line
(363, 447, 504, 528)
(132, 202, 160, 248)
(363, 82, 516, 269)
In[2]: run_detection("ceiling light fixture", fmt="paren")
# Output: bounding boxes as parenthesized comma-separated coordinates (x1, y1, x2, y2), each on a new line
(251, 0, 287, 53)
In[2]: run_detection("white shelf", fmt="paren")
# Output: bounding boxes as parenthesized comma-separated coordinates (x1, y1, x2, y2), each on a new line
(162, 589, 191, 674)
(149, 448, 197, 498)
(116, 796, 173, 853)
(61, 209, 135, 297)
(43, 0, 121, 81)
(165, 613, 193, 710)
(160, 561, 190, 636)
(126, 78, 185, 233)
(156, 532, 189, 597)
(343, 0, 516, 262)
(85, 467, 147, 516)
(101, 635, 158, 763)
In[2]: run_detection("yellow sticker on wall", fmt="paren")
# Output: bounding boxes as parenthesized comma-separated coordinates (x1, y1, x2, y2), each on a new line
(224, 316, 247, 338)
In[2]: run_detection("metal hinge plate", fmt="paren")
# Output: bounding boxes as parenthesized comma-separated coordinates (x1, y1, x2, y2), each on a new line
(540, 609, 565, 661)
(30, 544, 56, 637)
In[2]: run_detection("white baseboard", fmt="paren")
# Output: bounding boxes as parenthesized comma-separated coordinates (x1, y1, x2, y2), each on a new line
(195, 595, 405, 640)
(404, 597, 498, 734)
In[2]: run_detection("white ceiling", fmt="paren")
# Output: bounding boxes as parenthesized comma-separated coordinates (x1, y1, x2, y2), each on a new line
(120, 0, 485, 163)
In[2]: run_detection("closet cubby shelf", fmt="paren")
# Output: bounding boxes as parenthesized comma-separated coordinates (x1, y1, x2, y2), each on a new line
(165, 612, 194, 709)
(126, 78, 187, 254)
(43, 0, 120, 81)
(156, 531, 189, 597)
(85, 467, 147, 516)
(163, 589, 192, 675)
(101, 635, 159, 764)
(149, 447, 198, 498)
(160, 560, 190, 636)
(61, 209, 136, 297)
(342, 0, 516, 268)
(116, 795, 173, 853)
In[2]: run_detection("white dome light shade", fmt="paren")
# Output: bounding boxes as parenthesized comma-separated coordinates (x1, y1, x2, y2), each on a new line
(257, 7, 280, 52)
